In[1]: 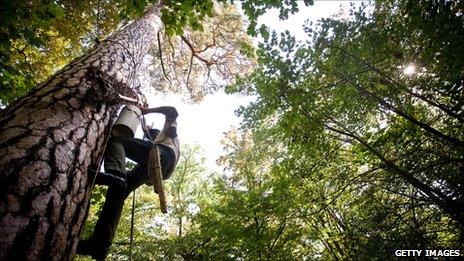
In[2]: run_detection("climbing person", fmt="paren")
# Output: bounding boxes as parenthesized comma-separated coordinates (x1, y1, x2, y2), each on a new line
(76, 106, 180, 260)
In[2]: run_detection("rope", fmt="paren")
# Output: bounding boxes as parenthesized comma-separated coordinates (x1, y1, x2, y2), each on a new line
(141, 115, 153, 141)
(126, 112, 167, 259)
(128, 113, 146, 261)
(129, 190, 136, 261)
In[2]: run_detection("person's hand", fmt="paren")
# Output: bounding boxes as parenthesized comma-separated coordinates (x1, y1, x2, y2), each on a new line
(139, 106, 149, 115)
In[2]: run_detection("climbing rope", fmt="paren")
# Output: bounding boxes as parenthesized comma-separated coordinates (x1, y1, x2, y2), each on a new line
(127, 113, 168, 259)
(127, 113, 146, 261)
(129, 189, 136, 261)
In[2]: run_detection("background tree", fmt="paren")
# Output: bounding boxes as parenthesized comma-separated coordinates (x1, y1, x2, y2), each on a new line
(0, 0, 129, 105)
(225, 0, 464, 257)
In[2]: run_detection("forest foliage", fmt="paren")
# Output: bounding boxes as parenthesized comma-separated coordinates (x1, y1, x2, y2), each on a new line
(224, 0, 464, 258)
(0, 0, 307, 104)
(1, 0, 463, 259)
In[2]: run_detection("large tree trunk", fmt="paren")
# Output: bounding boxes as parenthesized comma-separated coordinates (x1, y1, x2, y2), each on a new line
(0, 5, 162, 260)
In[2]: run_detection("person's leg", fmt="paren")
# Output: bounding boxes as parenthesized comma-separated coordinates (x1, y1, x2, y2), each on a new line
(104, 124, 152, 172)
(92, 135, 128, 188)
(125, 163, 150, 193)
(119, 137, 152, 164)
(97, 136, 151, 187)
(77, 185, 125, 259)
(94, 171, 126, 187)
(77, 165, 146, 259)
(104, 135, 126, 174)
(78, 128, 152, 258)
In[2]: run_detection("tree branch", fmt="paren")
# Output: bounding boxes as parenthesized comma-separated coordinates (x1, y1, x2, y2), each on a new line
(338, 47, 464, 123)
(181, 35, 212, 67)
(157, 30, 173, 86)
(336, 72, 464, 149)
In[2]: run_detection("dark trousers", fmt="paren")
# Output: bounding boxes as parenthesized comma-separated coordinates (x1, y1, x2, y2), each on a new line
(90, 135, 171, 253)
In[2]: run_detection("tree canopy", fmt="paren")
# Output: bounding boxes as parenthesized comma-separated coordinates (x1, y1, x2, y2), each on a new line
(225, 0, 464, 257)
(0, 0, 314, 104)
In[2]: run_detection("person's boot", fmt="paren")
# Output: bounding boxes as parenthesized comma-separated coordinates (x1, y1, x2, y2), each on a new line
(94, 170, 127, 188)
(76, 239, 109, 260)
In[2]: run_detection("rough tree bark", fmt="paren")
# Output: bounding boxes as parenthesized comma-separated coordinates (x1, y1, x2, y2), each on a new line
(0, 5, 162, 260)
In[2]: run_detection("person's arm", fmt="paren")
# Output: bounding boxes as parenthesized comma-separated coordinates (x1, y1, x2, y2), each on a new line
(142, 106, 177, 122)
(141, 106, 178, 138)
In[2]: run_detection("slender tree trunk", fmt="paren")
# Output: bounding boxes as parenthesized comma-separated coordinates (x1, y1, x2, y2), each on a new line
(0, 5, 162, 260)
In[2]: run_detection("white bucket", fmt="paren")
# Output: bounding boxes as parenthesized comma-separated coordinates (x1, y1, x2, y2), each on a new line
(113, 105, 142, 137)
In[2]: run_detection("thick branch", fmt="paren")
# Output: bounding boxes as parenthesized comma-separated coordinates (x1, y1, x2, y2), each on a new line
(181, 35, 212, 67)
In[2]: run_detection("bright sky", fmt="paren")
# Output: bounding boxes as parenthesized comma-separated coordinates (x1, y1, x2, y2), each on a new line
(141, 1, 356, 171)
(141, 92, 255, 171)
